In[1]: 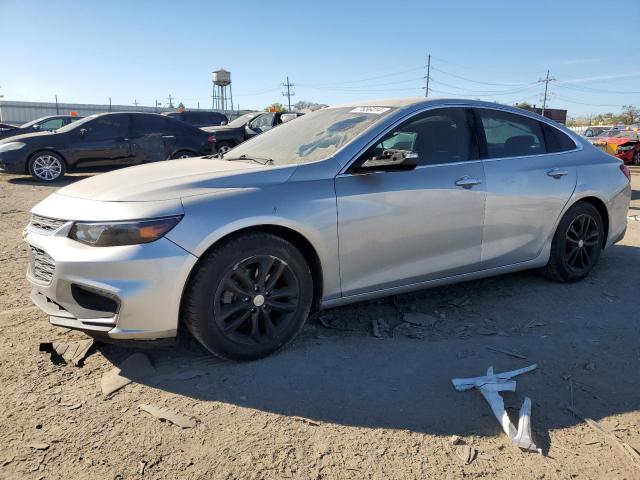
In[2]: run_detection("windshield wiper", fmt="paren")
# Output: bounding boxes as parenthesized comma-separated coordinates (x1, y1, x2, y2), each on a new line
(225, 154, 274, 165)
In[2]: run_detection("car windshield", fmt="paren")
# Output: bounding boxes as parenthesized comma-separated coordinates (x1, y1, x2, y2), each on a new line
(20, 116, 54, 128)
(226, 113, 260, 128)
(56, 114, 100, 132)
(225, 106, 396, 165)
(596, 130, 622, 138)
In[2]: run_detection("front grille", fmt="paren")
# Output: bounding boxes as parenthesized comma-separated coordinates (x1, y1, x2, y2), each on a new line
(29, 214, 67, 234)
(29, 246, 55, 284)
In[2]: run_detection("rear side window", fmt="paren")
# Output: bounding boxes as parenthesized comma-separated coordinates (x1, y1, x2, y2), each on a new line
(477, 109, 545, 158)
(132, 114, 171, 135)
(542, 123, 577, 153)
(87, 115, 130, 139)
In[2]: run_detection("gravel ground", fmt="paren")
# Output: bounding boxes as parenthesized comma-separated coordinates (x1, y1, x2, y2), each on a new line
(0, 167, 639, 479)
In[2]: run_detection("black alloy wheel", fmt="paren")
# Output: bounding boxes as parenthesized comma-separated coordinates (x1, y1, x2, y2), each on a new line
(182, 232, 313, 360)
(564, 213, 600, 274)
(541, 201, 603, 283)
(213, 255, 300, 345)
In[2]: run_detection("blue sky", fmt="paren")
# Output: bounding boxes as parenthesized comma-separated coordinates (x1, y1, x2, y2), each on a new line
(1, 0, 639, 117)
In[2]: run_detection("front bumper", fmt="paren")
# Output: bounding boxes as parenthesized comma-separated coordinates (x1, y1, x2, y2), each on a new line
(25, 223, 198, 340)
(0, 148, 28, 173)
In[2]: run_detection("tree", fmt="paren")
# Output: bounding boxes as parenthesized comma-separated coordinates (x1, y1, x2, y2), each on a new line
(513, 102, 532, 110)
(620, 105, 639, 125)
(265, 103, 285, 112)
(177, 102, 186, 112)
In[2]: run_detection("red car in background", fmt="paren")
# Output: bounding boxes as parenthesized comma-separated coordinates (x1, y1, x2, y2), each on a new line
(613, 132, 640, 165)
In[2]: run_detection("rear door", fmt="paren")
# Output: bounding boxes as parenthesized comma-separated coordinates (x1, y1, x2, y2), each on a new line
(71, 115, 133, 167)
(476, 108, 578, 268)
(130, 114, 177, 162)
(335, 107, 486, 296)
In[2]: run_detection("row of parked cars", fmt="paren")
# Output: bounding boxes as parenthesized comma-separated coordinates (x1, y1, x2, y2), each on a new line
(582, 126, 640, 165)
(0, 110, 302, 181)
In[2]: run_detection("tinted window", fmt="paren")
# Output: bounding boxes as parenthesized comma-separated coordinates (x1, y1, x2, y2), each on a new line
(132, 114, 171, 135)
(542, 123, 577, 153)
(477, 109, 545, 158)
(366, 108, 474, 166)
(250, 113, 276, 130)
(86, 115, 130, 139)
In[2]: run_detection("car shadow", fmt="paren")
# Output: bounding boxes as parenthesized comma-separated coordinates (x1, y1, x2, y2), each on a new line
(96, 241, 640, 449)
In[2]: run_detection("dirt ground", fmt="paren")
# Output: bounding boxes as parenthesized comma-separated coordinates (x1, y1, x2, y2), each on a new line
(0, 167, 639, 480)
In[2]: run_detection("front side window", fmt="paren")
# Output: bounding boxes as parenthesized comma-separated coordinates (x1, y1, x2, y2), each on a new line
(85, 115, 130, 139)
(132, 115, 170, 135)
(477, 109, 545, 158)
(363, 108, 474, 166)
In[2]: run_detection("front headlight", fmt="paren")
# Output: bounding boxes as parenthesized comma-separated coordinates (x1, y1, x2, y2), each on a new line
(0, 142, 26, 152)
(617, 145, 635, 152)
(68, 216, 182, 247)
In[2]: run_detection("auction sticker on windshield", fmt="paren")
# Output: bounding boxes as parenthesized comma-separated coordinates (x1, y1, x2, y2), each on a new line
(349, 107, 391, 114)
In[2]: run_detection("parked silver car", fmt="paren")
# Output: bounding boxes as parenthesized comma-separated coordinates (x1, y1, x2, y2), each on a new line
(25, 98, 631, 360)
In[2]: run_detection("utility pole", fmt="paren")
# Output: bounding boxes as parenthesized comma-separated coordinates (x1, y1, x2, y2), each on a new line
(109, 97, 112, 112)
(167, 94, 174, 109)
(197, 101, 200, 111)
(155, 100, 162, 113)
(539, 69, 555, 117)
(0, 85, 4, 122)
(55, 94, 59, 114)
(424, 54, 431, 97)
(133, 99, 139, 107)
(281, 76, 295, 112)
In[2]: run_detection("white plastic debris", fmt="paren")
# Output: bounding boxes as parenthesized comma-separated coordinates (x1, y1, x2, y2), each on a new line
(452, 364, 541, 453)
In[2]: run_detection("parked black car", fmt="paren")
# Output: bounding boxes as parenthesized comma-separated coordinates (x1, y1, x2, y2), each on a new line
(0, 112, 214, 182)
(0, 115, 83, 140)
(162, 110, 228, 128)
(202, 111, 302, 153)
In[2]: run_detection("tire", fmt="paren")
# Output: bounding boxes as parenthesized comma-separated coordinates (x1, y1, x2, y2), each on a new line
(216, 142, 234, 155)
(181, 233, 313, 360)
(632, 151, 640, 166)
(28, 151, 66, 182)
(171, 150, 196, 160)
(541, 202, 604, 283)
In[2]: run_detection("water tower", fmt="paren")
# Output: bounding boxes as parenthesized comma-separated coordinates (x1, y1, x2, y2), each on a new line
(212, 69, 234, 113)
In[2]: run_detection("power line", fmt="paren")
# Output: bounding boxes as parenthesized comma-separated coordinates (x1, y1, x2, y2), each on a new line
(430, 66, 532, 87)
(297, 65, 424, 87)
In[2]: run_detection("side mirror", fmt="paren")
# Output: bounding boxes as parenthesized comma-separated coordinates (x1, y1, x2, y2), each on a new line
(220, 121, 227, 126)
(79, 128, 88, 137)
(355, 149, 419, 173)
(32, 124, 40, 131)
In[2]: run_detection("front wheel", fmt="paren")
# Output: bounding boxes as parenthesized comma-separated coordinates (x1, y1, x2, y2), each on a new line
(541, 202, 604, 283)
(28, 152, 66, 182)
(181, 233, 313, 360)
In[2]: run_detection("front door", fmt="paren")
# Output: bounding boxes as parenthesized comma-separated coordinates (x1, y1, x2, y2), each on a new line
(475, 108, 578, 268)
(71, 114, 132, 167)
(335, 107, 486, 296)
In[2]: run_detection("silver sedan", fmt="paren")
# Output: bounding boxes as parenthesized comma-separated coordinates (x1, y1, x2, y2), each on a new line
(25, 98, 631, 360)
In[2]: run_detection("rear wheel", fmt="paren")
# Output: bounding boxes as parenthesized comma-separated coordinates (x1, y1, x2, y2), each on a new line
(182, 233, 313, 360)
(28, 152, 66, 182)
(541, 202, 603, 282)
(216, 142, 234, 155)
(171, 150, 196, 159)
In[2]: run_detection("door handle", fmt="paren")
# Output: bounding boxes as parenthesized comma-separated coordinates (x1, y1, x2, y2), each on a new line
(547, 168, 569, 178)
(455, 176, 482, 188)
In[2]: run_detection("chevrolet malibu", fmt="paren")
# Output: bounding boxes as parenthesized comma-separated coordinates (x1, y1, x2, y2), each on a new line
(25, 98, 631, 360)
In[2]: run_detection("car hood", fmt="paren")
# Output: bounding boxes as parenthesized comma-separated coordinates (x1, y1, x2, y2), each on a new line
(0, 130, 55, 144)
(56, 157, 296, 202)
